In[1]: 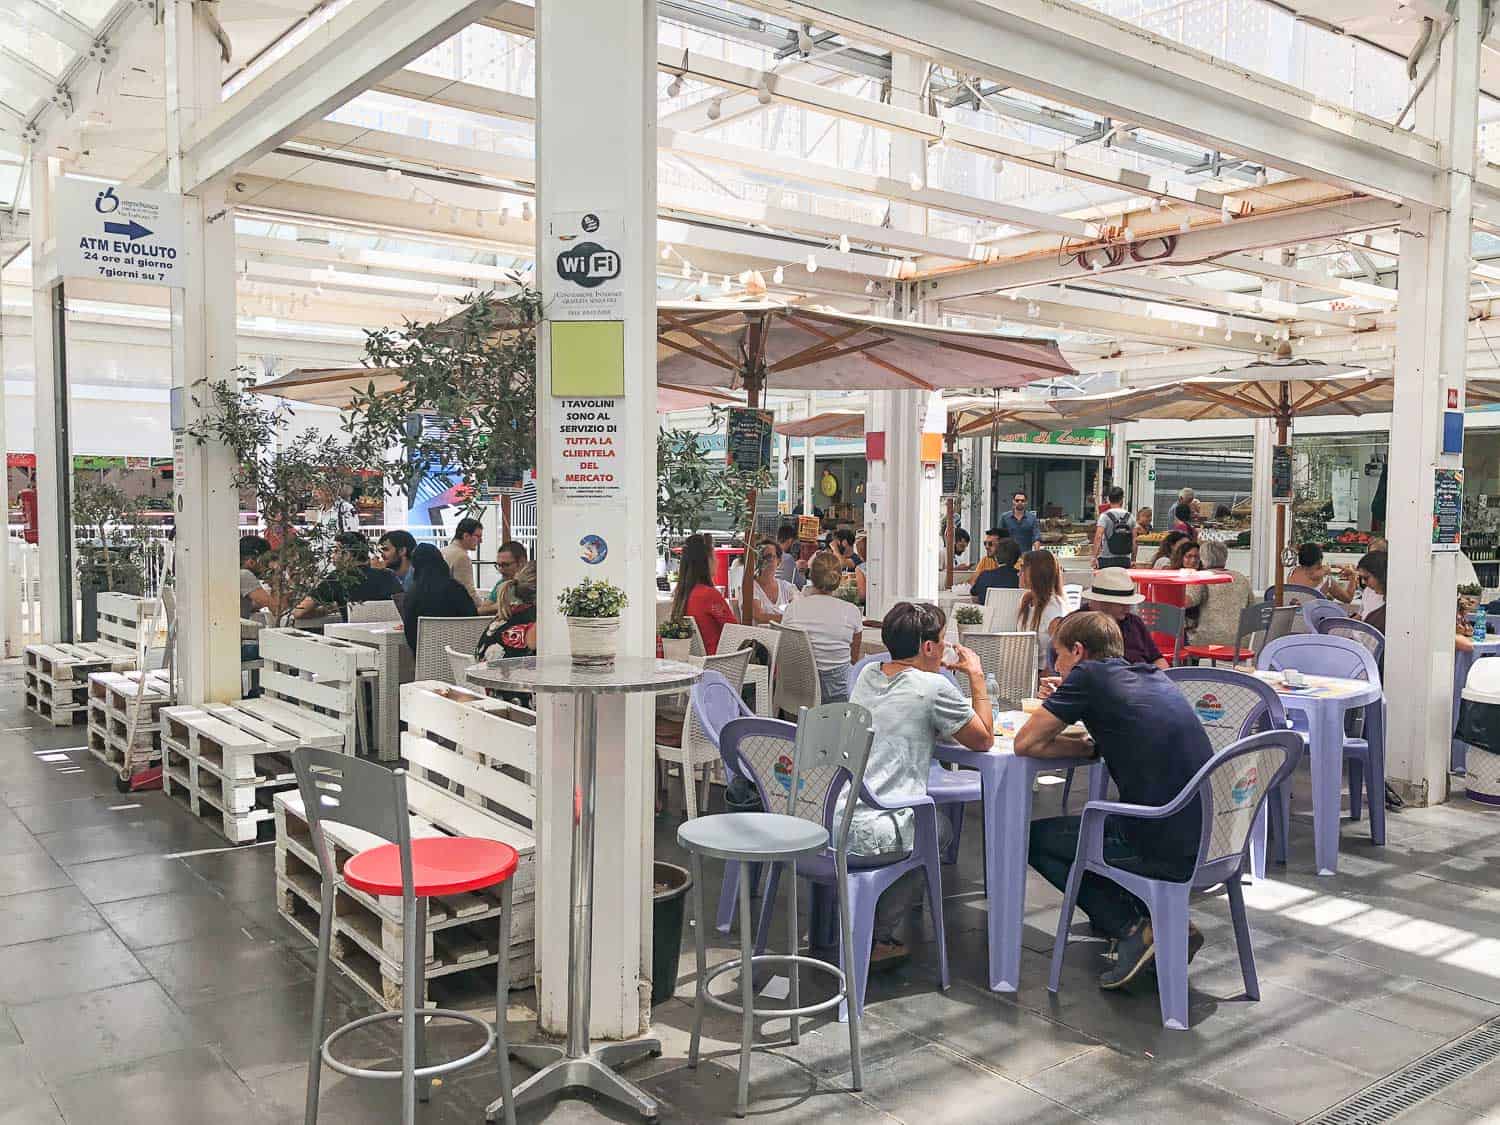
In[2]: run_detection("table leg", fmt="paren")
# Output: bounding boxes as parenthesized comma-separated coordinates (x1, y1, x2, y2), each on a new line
(986, 759, 1029, 993)
(493, 690, 661, 1122)
(1453, 650, 1475, 774)
(1310, 703, 1345, 877)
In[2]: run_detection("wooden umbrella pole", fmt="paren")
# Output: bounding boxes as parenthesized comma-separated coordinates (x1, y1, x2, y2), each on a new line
(943, 429, 957, 592)
(1274, 386, 1290, 607)
(740, 357, 763, 617)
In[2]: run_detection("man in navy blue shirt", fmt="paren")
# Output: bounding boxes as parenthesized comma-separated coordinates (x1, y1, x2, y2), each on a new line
(970, 539, 1021, 603)
(999, 490, 1041, 553)
(1015, 611, 1212, 989)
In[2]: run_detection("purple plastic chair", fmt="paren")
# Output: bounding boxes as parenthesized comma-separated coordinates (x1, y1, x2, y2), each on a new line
(718, 714, 951, 1022)
(1263, 582, 1324, 603)
(1163, 667, 1296, 876)
(1316, 616, 1385, 667)
(1302, 599, 1350, 633)
(1257, 633, 1385, 842)
(1047, 729, 1303, 1029)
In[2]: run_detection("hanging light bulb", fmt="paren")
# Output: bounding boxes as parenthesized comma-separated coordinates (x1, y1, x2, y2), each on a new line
(772, 265, 785, 285)
(666, 74, 683, 98)
(805, 252, 818, 273)
(448, 206, 461, 225)
(992, 156, 1005, 174)
(1197, 326, 1205, 338)
(1027, 303, 1039, 318)
(908, 171, 923, 191)
(865, 280, 876, 294)
(384, 167, 401, 183)
(1224, 329, 1233, 341)
(681, 259, 693, 279)
(1315, 323, 1324, 336)
(662, 244, 673, 261)
(1347, 314, 1358, 328)
(1150, 198, 1162, 214)
(1255, 168, 1268, 186)
(1179, 218, 1191, 234)
(706, 98, 722, 121)
(757, 78, 773, 105)
(521, 201, 532, 222)
(838, 233, 850, 254)
(497, 206, 509, 226)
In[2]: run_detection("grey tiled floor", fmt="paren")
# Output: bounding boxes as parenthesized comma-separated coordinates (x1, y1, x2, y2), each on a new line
(4, 662, 1500, 1123)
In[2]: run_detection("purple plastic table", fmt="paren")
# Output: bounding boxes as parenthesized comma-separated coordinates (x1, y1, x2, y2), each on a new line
(1452, 638, 1500, 773)
(1251, 670, 1384, 876)
(933, 739, 1100, 992)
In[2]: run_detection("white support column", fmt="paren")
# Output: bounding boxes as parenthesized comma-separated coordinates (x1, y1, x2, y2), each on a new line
(975, 433, 993, 536)
(866, 52, 940, 613)
(802, 392, 815, 514)
(1386, 0, 1483, 805)
(165, 0, 241, 704)
(534, 0, 656, 1038)
(30, 155, 70, 642)
(1250, 418, 1275, 592)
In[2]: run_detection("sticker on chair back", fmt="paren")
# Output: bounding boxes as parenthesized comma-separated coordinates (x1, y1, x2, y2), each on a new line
(773, 752, 804, 795)
(1230, 765, 1260, 807)
(1194, 693, 1225, 723)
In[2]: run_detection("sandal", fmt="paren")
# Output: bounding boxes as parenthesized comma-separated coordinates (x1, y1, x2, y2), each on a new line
(870, 940, 910, 972)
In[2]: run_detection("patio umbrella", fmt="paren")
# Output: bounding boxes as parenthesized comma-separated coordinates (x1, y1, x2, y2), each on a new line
(773, 412, 866, 439)
(1044, 356, 1500, 598)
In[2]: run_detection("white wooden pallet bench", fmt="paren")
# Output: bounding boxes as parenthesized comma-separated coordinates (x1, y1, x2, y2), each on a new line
(95, 592, 161, 655)
(86, 669, 173, 772)
(24, 641, 137, 726)
(273, 680, 538, 1011)
(160, 629, 374, 844)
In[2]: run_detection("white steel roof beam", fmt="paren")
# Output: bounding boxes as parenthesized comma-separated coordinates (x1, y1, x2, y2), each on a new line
(163, 0, 500, 193)
(1210, 251, 1400, 306)
(1, 0, 96, 55)
(745, 0, 1444, 208)
(922, 197, 1410, 301)
(1091, 271, 1375, 328)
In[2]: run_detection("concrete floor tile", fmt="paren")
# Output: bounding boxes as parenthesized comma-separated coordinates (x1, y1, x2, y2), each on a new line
(1275, 1001, 1447, 1076)
(0, 928, 147, 1005)
(1441, 1054, 1500, 1115)
(8, 980, 203, 1082)
(135, 930, 313, 1010)
(64, 854, 201, 905)
(0, 851, 71, 899)
(97, 890, 256, 951)
(50, 1045, 278, 1125)
(1204, 1040, 1374, 1120)
(179, 845, 277, 904)
(854, 1043, 1085, 1124)
(0, 887, 105, 948)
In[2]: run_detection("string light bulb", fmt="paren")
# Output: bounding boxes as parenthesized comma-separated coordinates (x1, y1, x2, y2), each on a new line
(666, 74, 683, 98)
(773, 265, 784, 284)
(1179, 218, 1191, 234)
(838, 233, 850, 254)
(805, 252, 818, 273)
(865, 280, 876, 294)
(706, 98, 722, 121)
(680, 259, 693, 279)
(384, 167, 401, 183)
(497, 206, 509, 226)
(908, 171, 923, 191)
(1150, 198, 1162, 214)
(521, 201, 532, 222)
(662, 244, 673, 261)
(757, 78, 773, 105)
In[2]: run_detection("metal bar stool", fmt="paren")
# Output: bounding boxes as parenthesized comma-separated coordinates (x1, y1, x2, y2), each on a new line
(677, 702, 872, 1117)
(293, 748, 519, 1125)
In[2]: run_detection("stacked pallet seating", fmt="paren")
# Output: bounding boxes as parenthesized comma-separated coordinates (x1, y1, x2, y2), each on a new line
(160, 629, 375, 844)
(95, 592, 161, 654)
(24, 641, 136, 726)
(274, 680, 537, 1010)
(87, 669, 173, 773)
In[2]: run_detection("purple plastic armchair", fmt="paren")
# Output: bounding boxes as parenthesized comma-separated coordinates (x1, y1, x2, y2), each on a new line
(1301, 599, 1350, 633)
(1047, 728, 1302, 1029)
(717, 714, 951, 1022)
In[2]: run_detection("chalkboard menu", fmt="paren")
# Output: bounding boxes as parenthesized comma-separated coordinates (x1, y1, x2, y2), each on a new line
(941, 451, 962, 496)
(726, 408, 773, 472)
(1271, 444, 1293, 504)
(1433, 467, 1463, 552)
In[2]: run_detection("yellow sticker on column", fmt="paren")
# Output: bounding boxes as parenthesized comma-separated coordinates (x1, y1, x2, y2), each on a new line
(550, 320, 625, 397)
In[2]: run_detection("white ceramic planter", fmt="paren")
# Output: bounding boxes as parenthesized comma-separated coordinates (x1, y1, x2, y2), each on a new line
(660, 636, 692, 663)
(956, 620, 984, 639)
(568, 616, 621, 667)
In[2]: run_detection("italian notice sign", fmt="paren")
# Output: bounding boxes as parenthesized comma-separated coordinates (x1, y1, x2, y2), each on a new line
(552, 398, 624, 503)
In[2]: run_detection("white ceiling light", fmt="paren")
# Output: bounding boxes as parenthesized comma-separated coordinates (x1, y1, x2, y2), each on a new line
(805, 252, 818, 273)
(662, 243, 673, 261)
(773, 265, 784, 284)
(907, 171, 923, 191)
(798, 23, 814, 54)
(706, 98, 722, 121)
(837, 234, 850, 254)
(681, 259, 693, 278)
(757, 78, 773, 105)
(384, 167, 401, 183)
(521, 201, 533, 222)
(666, 74, 683, 98)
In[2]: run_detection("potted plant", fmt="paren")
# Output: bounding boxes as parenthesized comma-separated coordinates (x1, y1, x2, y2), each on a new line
(559, 578, 629, 667)
(658, 617, 693, 662)
(954, 603, 984, 637)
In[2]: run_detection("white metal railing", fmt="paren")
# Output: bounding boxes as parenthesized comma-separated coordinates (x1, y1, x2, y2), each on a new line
(8, 538, 42, 653)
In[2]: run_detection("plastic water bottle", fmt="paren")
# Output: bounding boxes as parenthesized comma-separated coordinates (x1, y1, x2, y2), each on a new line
(1477, 606, 1488, 643)
(985, 673, 1000, 701)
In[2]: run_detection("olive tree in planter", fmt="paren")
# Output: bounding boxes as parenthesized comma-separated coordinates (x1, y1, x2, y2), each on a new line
(343, 286, 541, 531)
(72, 475, 149, 640)
(187, 373, 366, 626)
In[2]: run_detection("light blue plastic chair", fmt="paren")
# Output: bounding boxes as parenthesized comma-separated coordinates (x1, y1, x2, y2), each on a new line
(1047, 729, 1302, 1029)
(1302, 599, 1349, 633)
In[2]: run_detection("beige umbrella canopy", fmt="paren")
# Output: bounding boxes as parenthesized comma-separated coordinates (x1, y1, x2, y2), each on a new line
(251, 366, 742, 414)
(773, 411, 866, 439)
(773, 400, 1076, 440)
(657, 297, 1075, 399)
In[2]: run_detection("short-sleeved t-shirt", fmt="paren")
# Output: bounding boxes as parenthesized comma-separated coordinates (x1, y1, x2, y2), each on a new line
(312, 565, 403, 619)
(239, 568, 265, 620)
(971, 564, 1019, 603)
(780, 593, 864, 672)
(1043, 658, 1212, 858)
(1115, 611, 1164, 665)
(1096, 508, 1133, 555)
(846, 664, 974, 856)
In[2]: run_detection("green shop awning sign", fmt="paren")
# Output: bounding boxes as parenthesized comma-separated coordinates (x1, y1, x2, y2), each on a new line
(993, 428, 1108, 447)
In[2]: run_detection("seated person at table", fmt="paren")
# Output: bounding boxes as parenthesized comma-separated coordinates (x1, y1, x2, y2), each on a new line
(971, 539, 1022, 603)
(476, 564, 537, 661)
(775, 523, 807, 590)
(1286, 542, 1356, 603)
(239, 534, 278, 661)
(1018, 549, 1067, 672)
(780, 551, 864, 702)
(1147, 530, 1189, 569)
(399, 543, 480, 654)
(673, 535, 737, 654)
(293, 531, 402, 624)
(1187, 539, 1253, 647)
(1169, 538, 1206, 622)
(480, 540, 528, 615)
(734, 541, 799, 625)
(1354, 549, 1387, 631)
(849, 602, 995, 965)
(1017, 611, 1213, 988)
(1076, 568, 1168, 670)
(377, 529, 418, 592)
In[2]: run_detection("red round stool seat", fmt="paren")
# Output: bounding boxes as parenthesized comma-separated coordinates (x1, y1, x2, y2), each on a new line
(343, 837, 518, 897)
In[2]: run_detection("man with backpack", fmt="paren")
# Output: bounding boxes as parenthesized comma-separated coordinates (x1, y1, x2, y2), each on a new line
(1093, 486, 1136, 569)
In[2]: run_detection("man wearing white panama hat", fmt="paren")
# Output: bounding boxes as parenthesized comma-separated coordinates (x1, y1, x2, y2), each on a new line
(1075, 567, 1169, 670)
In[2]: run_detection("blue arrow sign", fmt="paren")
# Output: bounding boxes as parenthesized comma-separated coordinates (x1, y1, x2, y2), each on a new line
(104, 219, 153, 240)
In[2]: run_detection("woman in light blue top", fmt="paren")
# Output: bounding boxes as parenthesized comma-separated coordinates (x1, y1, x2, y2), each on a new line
(848, 602, 995, 964)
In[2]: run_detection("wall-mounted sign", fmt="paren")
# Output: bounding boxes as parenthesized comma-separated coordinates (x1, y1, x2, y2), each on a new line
(545, 209, 624, 321)
(725, 408, 773, 473)
(1433, 467, 1463, 552)
(56, 179, 185, 288)
(1271, 444, 1294, 504)
(551, 398, 623, 503)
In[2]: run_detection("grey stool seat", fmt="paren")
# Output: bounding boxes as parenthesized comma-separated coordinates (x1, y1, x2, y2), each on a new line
(677, 812, 827, 862)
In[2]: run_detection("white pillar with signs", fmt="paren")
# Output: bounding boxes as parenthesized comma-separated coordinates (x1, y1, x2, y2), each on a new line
(30, 155, 69, 642)
(1386, 0, 1483, 805)
(534, 0, 657, 1039)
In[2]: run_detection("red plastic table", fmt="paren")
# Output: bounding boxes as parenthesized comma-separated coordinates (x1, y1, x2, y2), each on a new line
(1126, 568, 1235, 654)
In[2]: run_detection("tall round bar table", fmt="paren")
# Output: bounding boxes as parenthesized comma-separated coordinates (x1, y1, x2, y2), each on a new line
(467, 656, 701, 1122)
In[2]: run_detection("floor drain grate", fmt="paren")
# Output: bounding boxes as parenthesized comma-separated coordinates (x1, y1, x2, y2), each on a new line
(1306, 1016, 1500, 1125)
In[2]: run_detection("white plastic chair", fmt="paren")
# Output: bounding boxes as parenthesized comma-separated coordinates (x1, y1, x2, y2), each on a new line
(347, 600, 401, 624)
(982, 587, 1026, 632)
(657, 647, 753, 817)
(959, 630, 1039, 709)
(1062, 584, 1083, 612)
(414, 617, 491, 683)
(446, 646, 473, 687)
(769, 623, 821, 718)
